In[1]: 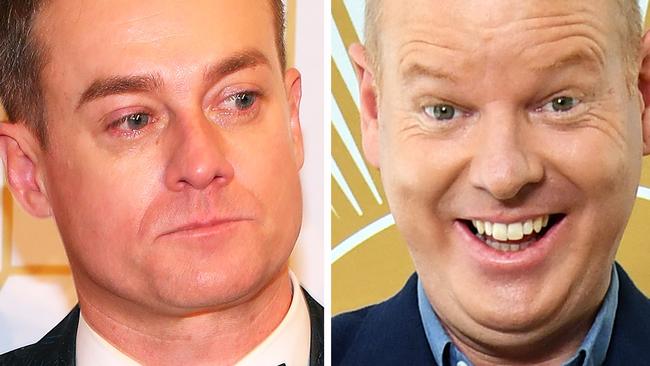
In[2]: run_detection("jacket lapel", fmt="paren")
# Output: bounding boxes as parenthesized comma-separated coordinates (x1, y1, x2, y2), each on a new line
(340, 274, 437, 365)
(603, 263, 650, 364)
(302, 287, 324, 366)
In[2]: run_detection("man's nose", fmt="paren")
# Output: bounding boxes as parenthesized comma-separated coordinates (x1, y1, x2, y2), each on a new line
(467, 113, 544, 200)
(164, 112, 234, 191)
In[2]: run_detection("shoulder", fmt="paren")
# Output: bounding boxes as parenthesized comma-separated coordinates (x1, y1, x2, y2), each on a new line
(332, 303, 374, 351)
(332, 274, 435, 366)
(604, 264, 650, 365)
(0, 306, 80, 366)
(331, 303, 376, 366)
(332, 273, 420, 340)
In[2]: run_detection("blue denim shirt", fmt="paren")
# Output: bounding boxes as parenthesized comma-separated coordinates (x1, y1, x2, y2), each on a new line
(417, 266, 619, 366)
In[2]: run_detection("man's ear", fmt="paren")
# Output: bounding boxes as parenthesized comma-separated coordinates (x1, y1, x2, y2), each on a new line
(0, 122, 51, 217)
(639, 31, 650, 155)
(349, 43, 380, 168)
(284, 68, 304, 169)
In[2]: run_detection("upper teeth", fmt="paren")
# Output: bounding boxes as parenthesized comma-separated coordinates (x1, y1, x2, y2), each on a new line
(471, 215, 550, 242)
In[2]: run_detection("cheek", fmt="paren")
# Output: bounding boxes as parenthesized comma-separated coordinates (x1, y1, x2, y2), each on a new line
(44, 147, 161, 262)
(548, 125, 640, 204)
(229, 125, 303, 236)
(539, 120, 641, 262)
(378, 116, 466, 216)
(377, 120, 467, 259)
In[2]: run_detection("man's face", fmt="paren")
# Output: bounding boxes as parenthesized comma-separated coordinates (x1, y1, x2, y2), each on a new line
(366, 0, 644, 349)
(33, 0, 303, 312)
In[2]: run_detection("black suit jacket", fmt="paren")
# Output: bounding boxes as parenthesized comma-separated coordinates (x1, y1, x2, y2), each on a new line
(1, 288, 323, 366)
(333, 263, 650, 365)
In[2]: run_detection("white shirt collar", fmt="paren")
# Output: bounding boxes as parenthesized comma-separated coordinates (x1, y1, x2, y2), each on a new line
(76, 271, 311, 366)
(236, 271, 311, 366)
(76, 310, 140, 366)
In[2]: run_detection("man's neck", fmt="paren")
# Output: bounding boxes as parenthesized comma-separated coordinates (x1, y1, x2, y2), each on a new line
(76, 268, 293, 366)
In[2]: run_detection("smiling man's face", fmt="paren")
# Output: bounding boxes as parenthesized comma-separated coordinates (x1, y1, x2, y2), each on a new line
(358, 0, 647, 355)
(25, 0, 303, 313)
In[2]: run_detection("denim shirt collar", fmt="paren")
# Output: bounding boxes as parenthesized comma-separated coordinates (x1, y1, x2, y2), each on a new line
(417, 266, 619, 366)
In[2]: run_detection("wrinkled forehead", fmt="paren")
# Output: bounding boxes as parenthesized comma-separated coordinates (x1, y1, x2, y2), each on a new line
(377, 0, 620, 63)
(380, 0, 617, 32)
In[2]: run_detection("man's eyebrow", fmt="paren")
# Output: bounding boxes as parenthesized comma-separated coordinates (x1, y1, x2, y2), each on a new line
(204, 49, 271, 85)
(77, 74, 163, 110)
(76, 49, 271, 110)
(401, 63, 458, 84)
(531, 49, 605, 72)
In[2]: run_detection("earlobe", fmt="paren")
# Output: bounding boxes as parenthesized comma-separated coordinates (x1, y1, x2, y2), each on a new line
(349, 43, 380, 167)
(284, 68, 304, 169)
(0, 123, 52, 217)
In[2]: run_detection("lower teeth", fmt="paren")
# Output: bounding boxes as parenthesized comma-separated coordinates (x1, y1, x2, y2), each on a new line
(480, 235, 535, 252)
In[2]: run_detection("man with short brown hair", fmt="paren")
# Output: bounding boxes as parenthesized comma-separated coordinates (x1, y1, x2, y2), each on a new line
(334, 0, 650, 364)
(0, 0, 323, 365)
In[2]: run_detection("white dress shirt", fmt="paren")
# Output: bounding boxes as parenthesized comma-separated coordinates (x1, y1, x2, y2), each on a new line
(76, 271, 311, 366)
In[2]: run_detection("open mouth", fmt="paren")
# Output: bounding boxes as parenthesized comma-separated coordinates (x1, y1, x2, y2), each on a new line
(462, 214, 564, 252)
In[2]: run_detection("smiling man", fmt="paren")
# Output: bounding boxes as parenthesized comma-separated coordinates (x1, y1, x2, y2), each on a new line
(333, 0, 650, 365)
(0, 0, 323, 365)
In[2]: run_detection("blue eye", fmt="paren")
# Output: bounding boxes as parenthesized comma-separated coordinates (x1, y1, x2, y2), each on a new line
(542, 96, 580, 113)
(424, 104, 457, 121)
(109, 112, 151, 134)
(205, 89, 262, 126)
(229, 92, 257, 110)
(122, 113, 150, 130)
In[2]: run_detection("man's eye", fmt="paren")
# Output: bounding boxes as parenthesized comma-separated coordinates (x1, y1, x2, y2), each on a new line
(542, 96, 580, 113)
(424, 104, 457, 121)
(125, 113, 150, 129)
(111, 112, 151, 131)
(225, 91, 258, 110)
(206, 90, 262, 126)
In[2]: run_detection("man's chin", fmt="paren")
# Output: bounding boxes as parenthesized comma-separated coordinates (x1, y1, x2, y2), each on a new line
(435, 275, 570, 331)
(470, 303, 556, 333)
(143, 263, 290, 314)
(439, 296, 576, 356)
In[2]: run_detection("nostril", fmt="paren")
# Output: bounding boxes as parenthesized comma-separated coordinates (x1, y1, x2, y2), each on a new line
(166, 150, 234, 191)
(468, 141, 544, 201)
(163, 114, 236, 191)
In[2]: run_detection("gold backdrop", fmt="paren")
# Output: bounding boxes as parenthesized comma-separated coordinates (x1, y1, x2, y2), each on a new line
(332, 0, 650, 315)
